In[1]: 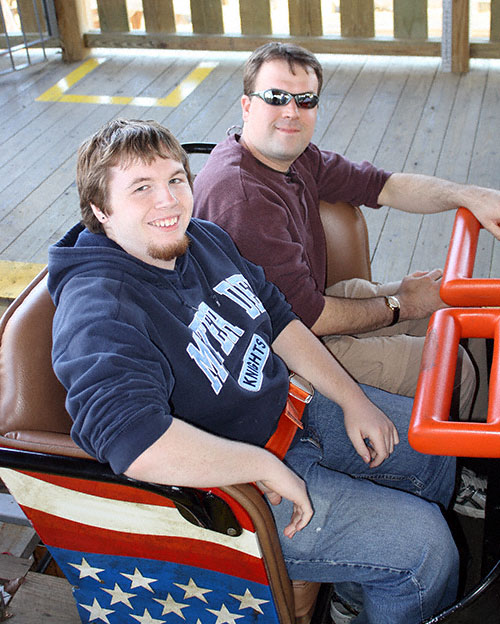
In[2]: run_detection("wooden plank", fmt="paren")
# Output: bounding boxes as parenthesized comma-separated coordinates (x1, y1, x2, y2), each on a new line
(0, 554, 31, 581)
(0, 53, 183, 260)
(239, 0, 271, 36)
(83, 32, 441, 57)
(0, 53, 193, 262)
(7, 572, 80, 623)
(468, 61, 500, 277)
(143, 0, 176, 34)
(491, 0, 500, 41)
(0, 261, 46, 299)
(53, 0, 89, 62)
(288, 0, 322, 37)
(97, 0, 129, 33)
(190, 0, 224, 34)
(319, 56, 388, 156)
(176, 58, 245, 143)
(16, 0, 47, 33)
(394, 0, 427, 40)
(452, 0, 470, 73)
(0, 522, 38, 558)
(368, 59, 438, 280)
(339, 0, 374, 38)
(412, 63, 489, 272)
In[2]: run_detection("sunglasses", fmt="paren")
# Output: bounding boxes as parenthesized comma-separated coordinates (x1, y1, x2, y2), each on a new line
(249, 88, 319, 109)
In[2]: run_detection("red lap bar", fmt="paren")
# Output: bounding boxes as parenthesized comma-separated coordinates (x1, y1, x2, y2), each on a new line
(410, 205, 500, 457)
(440, 206, 500, 306)
(410, 307, 500, 457)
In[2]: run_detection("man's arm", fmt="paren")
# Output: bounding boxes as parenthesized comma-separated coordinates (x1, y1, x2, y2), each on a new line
(311, 268, 444, 336)
(125, 417, 313, 538)
(312, 172, 500, 336)
(272, 319, 400, 467)
(379, 172, 500, 239)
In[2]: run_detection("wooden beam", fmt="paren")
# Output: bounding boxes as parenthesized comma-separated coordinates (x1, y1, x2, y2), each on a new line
(491, 0, 500, 42)
(15, 0, 46, 33)
(394, 0, 427, 40)
(84, 32, 441, 57)
(190, 0, 224, 34)
(452, 0, 470, 73)
(53, 0, 88, 62)
(239, 0, 271, 36)
(339, 0, 374, 38)
(142, 0, 176, 34)
(288, 0, 322, 37)
(8, 572, 80, 623)
(97, 0, 129, 33)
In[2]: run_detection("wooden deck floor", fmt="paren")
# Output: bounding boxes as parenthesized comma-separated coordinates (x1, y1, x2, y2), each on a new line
(1, 48, 500, 284)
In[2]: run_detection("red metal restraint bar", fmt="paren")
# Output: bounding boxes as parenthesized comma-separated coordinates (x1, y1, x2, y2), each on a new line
(409, 207, 500, 458)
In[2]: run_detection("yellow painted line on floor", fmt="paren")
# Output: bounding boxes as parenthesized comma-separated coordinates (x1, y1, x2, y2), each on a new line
(0, 261, 46, 299)
(156, 62, 218, 106)
(36, 58, 106, 101)
(36, 59, 218, 107)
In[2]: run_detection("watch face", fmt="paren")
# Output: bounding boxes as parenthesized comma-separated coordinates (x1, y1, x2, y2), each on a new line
(387, 296, 399, 309)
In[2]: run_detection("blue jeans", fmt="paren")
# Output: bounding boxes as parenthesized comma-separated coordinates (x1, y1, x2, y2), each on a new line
(273, 385, 459, 624)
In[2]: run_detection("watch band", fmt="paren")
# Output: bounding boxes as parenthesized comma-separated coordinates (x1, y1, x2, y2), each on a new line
(384, 296, 400, 327)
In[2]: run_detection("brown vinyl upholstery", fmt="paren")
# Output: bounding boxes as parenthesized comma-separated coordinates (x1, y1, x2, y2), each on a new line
(320, 200, 372, 287)
(0, 201, 371, 624)
(0, 267, 89, 457)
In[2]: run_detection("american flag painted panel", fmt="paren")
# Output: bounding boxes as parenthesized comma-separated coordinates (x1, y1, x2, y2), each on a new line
(0, 468, 283, 623)
(53, 546, 279, 623)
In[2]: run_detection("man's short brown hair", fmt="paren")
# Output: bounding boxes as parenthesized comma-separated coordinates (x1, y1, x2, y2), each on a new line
(77, 118, 193, 233)
(243, 42, 323, 96)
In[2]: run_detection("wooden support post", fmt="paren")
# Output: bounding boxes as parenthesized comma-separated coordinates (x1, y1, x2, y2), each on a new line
(288, 0, 322, 37)
(96, 0, 129, 33)
(393, 0, 427, 40)
(339, 0, 374, 38)
(15, 0, 46, 33)
(491, 0, 500, 42)
(452, 0, 470, 73)
(190, 0, 224, 34)
(442, 0, 469, 73)
(143, 0, 176, 34)
(53, 0, 88, 62)
(239, 0, 272, 36)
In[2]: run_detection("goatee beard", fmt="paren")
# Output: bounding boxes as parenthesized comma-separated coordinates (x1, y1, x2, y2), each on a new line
(147, 234, 190, 263)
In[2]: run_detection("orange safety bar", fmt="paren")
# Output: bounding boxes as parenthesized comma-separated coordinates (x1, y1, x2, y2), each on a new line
(409, 307, 500, 457)
(440, 206, 500, 306)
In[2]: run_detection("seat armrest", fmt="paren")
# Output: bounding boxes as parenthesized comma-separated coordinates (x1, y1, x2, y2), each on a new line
(1, 431, 93, 459)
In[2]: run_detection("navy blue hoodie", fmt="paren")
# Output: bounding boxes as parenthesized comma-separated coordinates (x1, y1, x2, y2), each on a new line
(48, 218, 296, 474)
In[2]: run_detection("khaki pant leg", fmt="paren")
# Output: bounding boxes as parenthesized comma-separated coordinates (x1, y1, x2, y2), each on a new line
(323, 279, 477, 419)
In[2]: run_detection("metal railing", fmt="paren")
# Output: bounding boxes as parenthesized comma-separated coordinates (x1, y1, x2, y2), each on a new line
(0, 0, 58, 73)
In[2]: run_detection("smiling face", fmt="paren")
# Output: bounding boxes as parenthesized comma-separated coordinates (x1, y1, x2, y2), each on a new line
(240, 59, 319, 172)
(92, 155, 193, 270)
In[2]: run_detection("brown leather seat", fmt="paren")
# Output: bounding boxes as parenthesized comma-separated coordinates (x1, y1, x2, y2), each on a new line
(320, 199, 371, 287)
(0, 200, 370, 624)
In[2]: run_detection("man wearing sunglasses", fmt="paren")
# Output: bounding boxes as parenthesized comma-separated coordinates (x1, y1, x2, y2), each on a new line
(193, 42, 500, 423)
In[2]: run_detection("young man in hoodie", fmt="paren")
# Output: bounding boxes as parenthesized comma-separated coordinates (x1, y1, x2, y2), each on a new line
(48, 118, 458, 624)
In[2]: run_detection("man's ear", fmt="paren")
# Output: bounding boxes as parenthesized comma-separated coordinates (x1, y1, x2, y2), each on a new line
(241, 94, 251, 122)
(91, 203, 108, 224)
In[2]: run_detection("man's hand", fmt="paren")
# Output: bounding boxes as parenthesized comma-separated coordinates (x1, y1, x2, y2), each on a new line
(256, 467, 313, 539)
(396, 268, 445, 321)
(463, 187, 500, 240)
(343, 400, 400, 468)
